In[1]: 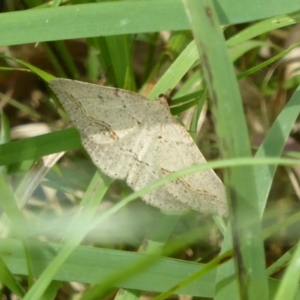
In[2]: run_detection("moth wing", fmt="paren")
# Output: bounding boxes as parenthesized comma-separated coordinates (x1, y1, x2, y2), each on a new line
(50, 79, 226, 216)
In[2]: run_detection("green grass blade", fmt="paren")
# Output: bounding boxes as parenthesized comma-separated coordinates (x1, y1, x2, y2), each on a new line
(0, 255, 25, 298)
(274, 241, 300, 300)
(23, 171, 112, 300)
(2, 237, 300, 298)
(154, 250, 233, 300)
(0, 177, 34, 289)
(87, 214, 182, 300)
(104, 35, 136, 90)
(255, 85, 300, 213)
(227, 13, 300, 47)
(182, 1, 268, 300)
(2, 1, 300, 47)
(0, 128, 81, 166)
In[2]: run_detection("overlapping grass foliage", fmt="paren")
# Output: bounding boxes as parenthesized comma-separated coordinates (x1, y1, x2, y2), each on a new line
(1, 1, 300, 299)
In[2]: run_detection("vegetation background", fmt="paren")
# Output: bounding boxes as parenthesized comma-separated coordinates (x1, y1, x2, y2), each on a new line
(1, 0, 300, 299)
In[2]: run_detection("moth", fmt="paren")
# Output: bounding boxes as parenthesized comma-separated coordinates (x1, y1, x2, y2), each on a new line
(50, 79, 227, 216)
